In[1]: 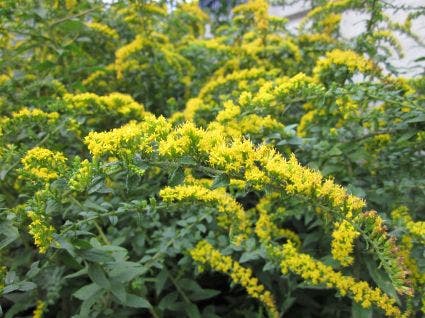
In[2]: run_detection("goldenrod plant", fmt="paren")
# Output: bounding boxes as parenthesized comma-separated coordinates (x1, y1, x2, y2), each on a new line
(0, 0, 424, 317)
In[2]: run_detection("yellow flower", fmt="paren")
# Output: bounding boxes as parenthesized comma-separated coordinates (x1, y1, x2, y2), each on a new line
(33, 300, 45, 318)
(27, 211, 55, 254)
(279, 242, 402, 317)
(21, 147, 67, 182)
(160, 185, 250, 242)
(69, 159, 93, 192)
(331, 220, 360, 266)
(85, 115, 171, 159)
(313, 49, 376, 79)
(115, 35, 145, 80)
(86, 22, 119, 39)
(392, 206, 425, 243)
(63, 92, 145, 118)
(191, 241, 279, 318)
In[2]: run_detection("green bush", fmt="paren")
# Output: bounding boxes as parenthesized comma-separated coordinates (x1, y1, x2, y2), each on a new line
(0, 0, 424, 317)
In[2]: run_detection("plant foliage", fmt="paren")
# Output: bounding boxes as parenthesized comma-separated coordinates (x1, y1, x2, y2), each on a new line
(0, 0, 424, 317)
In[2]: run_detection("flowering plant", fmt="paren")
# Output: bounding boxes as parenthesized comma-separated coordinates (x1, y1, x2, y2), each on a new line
(0, 0, 424, 317)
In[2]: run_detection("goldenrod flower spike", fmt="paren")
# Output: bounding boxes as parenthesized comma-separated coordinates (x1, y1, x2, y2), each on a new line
(33, 300, 45, 318)
(21, 147, 67, 182)
(280, 242, 403, 317)
(160, 185, 250, 243)
(85, 22, 119, 40)
(191, 241, 279, 318)
(331, 220, 360, 266)
(27, 211, 55, 254)
(392, 206, 425, 243)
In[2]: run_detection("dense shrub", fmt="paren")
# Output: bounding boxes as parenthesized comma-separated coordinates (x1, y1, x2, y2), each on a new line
(0, 0, 424, 317)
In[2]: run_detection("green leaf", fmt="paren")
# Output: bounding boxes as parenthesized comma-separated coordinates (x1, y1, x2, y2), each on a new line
(352, 302, 373, 318)
(108, 261, 147, 282)
(158, 292, 179, 310)
(80, 248, 115, 262)
(188, 288, 220, 301)
(88, 264, 110, 289)
(155, 269, 168, 296)
(364, 258, 400, 304)
(185, 303, 201, 318)
(211, 174, 230, 189)
(0, 221, 19, 249)
(124, 294, 151, 308)
(110, 279, 127, 303)
(73, 283, 102, 300)
(170, 167, 185, 186)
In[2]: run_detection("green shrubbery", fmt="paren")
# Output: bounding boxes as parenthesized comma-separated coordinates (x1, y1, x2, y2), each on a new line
(0, 0, 424, 317)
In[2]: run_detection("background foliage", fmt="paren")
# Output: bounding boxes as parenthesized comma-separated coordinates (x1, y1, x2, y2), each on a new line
(0, 0, 424, 317)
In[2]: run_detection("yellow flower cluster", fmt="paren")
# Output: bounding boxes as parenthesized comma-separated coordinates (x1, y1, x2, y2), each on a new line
(261, 152, 365, 216)
(33, 300, 45, 318)
(392, 206, 425, 243)
(215, 101, 284, 139)
(319, 13, 341, 34)
(0, 108, 59, 138)
(115, 35, 145, 80)
(300, 0, 351, 30)
(198, 67, 274, 100)
(85, 116, 366, 223)
(255, 209, 301, 248)
(63, 92, 144, 117)
(69, 159, 92, 192)
(0, 265, 6, 292)
(27, 211, 55, 254)
(158, 122, 204, 158)
(233, 0, 269, 32)
(280, 242, 402, 317)
(86, 21, 119, 39)
(11, 108, 59, 121)
(176, 3, 209, 35)
(297, 109, 320, 137)
(84, 115, 171, 159)
(299, 33, 335, 44)
(160, 185, 249, 243)
(21, 147, 67, 181)
(399, 236, 425, 286)
(313, 49, 376, 79)
(82, 70, 108, 87)
(190, 241, 279, 318)
(331, 220, 360, 266)
(241, 35, 301, 63)
(0, 74, 10, 85)
(274, 72, 321, 98)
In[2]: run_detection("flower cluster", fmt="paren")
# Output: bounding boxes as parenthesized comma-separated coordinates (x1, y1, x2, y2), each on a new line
(0, 108, 59, 140)
(392, 206, 425, 243)
(63, 92, 145, 118)
(115, 35, 145, 80)
(0, 266, 6, 293)
(331, 220, 360, 266)
(160, 185, 249, 243)
(68, 159, 93, 192)
(190, 240, 279, 318)
(27, 210, 55, 254)
(21, 147, 67, 182)
(279, 242, 402, 317)
(84, 115, 171, 159)
(313, 49, 376, 79)
(86, 21, 119, 40)
(33, 300, 45, 318)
